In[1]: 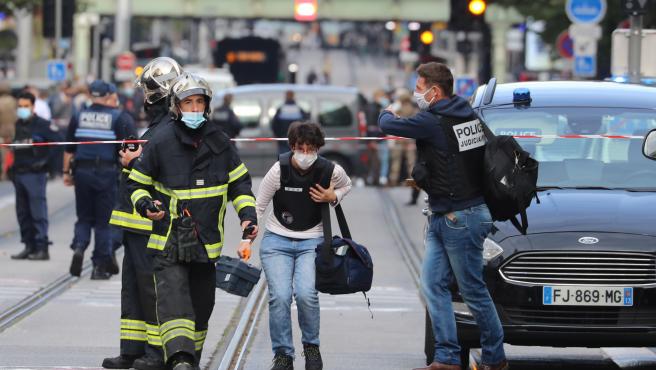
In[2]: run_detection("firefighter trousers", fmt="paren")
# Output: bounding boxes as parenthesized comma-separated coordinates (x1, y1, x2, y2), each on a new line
(120, 231, 162, 360)
(153, 254, 215, 365)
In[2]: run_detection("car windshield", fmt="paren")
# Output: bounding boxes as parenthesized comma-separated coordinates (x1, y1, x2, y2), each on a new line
(481, 107, 656, 190)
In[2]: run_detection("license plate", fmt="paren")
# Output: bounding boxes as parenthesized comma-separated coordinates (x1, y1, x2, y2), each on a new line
(542, 286, 633, 306)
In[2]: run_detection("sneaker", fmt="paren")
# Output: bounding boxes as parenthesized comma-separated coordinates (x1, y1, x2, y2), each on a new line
(271, 352, 294, 370)
(302, 343, 322, 370)
(101, 354, 140, 369)
(69, 248, 85, 277)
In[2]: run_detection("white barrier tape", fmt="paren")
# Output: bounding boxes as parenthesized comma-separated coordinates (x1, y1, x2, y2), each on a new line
(0, 134, 645, 148)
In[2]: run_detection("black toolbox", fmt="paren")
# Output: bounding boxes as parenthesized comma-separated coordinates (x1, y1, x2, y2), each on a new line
(215, 255, 262, 297)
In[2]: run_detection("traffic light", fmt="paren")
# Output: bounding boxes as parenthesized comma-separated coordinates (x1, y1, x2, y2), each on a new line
(420, 30, 434, 45)
(409, 23, 433, 56)
(42, 0, 76, 38)
(468, 0, 487, 16)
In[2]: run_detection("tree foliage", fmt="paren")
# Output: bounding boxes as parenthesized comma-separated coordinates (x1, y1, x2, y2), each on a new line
(0, 0, 41, 16)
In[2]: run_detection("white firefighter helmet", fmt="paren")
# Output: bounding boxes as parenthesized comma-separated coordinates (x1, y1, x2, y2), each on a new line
(135, 57, 183, 104)
(169, 72, 213, 120)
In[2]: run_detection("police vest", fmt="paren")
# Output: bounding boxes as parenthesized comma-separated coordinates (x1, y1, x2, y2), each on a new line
(73, 105, 121, 162)
(415, 115, 485, 202)
(272, 152, 334, 231)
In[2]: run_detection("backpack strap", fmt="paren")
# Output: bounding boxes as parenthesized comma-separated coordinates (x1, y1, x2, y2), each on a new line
(509, 210, 529, 235)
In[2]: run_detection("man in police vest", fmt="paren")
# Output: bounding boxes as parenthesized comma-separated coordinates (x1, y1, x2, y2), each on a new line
(127, 72, 257, 370)
(102, 58, 183, 370)
(63, 80, 137, 280)
(379, 63, 507, 370)
(271, 90, 308, 154)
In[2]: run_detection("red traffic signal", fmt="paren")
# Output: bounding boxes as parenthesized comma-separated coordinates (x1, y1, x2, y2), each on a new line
(294, 0, 317, 22)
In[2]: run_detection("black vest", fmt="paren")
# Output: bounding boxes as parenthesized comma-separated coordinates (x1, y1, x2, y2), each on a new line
(273, 152, 334, 231)
(414, 115, 485, 202)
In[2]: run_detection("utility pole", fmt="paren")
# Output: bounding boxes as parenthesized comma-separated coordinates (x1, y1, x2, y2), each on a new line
(16, 9, 33, 81)
(628, 12, 643, 83)
(55, 0, 62, 58)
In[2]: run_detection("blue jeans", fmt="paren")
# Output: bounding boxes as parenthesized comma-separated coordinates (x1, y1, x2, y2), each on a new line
(422, 203, 505, 365)
(260, 230, 322, 357)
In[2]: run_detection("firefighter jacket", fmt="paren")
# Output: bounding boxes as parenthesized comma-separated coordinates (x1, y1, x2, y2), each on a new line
(109, 110, 172, 234)
(126, 120, 257, 261)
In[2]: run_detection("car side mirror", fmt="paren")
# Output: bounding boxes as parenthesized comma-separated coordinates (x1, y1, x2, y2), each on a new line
(643, 129, 656, 161)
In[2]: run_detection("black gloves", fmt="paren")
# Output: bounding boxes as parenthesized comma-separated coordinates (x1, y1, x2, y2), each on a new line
(135, 197, 162, 218)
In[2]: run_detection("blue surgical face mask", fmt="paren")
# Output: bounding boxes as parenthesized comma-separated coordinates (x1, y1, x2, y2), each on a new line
(181, 111, 206, 129)
(17, 107, 32, 120)
(377, 97, 390, 107)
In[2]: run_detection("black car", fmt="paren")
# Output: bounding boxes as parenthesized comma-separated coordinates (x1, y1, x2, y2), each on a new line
(426, 80, 656, 366)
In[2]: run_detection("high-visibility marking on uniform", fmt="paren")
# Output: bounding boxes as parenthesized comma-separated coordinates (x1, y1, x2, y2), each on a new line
(74, 128, 117, 140)
(232, 195, 256, 213)
(146, 323, 162, 346)
(129, 169, 154, 186)
(121, 319, 147, 331)
(109, 210, 153, 231)
(120, 330, 148, 342)
(161, 327, 195, 346)
(122, 168, 131, 174)
(194, 330, 208, 351)
(205, 242, 223, 260)
(147, 234, 167, 251)
(171, 185, 228, 200)
(130, 189, 151, 207)
(228, 163, 248, 183)
(159, 319, 195, 334)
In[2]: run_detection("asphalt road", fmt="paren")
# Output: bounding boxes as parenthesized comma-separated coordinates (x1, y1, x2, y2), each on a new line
(0, 179, 655, 369)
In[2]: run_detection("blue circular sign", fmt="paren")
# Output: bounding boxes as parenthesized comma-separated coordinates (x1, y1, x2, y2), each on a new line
(566, 0, 607, 24)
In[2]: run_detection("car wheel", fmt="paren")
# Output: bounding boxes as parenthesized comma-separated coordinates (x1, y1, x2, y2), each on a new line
(323, 153, 353, 176)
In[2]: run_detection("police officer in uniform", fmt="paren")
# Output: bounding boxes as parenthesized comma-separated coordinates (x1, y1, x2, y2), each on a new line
(64, 80, 137, 280)
(271, 90, 308, 154)
(127, 72, 257, 370)
(379, 62, 507, 370)
(102, 58, 183, 370)
(211, 93, 242, 140)
(10, 91, 58, 260)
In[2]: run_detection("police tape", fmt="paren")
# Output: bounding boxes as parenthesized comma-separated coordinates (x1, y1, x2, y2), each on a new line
(0, 134, 646, 147)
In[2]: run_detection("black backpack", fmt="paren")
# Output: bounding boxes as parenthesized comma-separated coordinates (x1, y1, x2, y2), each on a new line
(480, 120, 539, 234)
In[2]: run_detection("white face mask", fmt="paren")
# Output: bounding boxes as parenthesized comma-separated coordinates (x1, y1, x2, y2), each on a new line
(294, 151, 318, 170)
(413, 88, 435, 111)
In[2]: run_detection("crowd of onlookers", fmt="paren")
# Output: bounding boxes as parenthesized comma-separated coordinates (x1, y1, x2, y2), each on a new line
(0, 80, 148, 180)
(363, 86, 421, 205)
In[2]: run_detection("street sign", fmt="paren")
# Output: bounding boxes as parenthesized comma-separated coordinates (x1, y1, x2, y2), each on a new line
(611, 29, 656, 77)
(622, 0, 650, 16)
(565, 0, 607, 24)
(46, 60, 67, 81)
(116, 52, 136, 70)
(455, 77, 477, 98)
(574, 55, 596, 77)
(557, 31, 574, 59)
(568, 23, 602, 40)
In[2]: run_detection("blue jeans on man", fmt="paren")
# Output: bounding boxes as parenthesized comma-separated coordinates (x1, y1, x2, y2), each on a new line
(422, 203, 505, 366)
(260, 230, 322, 357)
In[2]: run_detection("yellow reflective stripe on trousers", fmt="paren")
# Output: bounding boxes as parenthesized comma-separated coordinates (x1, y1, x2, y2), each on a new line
(228, 163, 248, 183)
(120, 329, 148, 342)
(161, 328, 195, 345)
(129, 169, 153, 185)
(120, 319, 146, 331)
(131, 189, 151, 206)
(232, 195, 256, 213)
(109, 210, 153, 231)
(159, 319, 195, 335)
(194, 330, 207, 351)
(146, 324, 162, 346)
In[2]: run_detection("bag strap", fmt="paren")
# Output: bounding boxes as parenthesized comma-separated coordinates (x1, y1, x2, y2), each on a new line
(334, 204, 351, 239)
(509, 210, 529, 235)
(320, 204, 333, 263)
